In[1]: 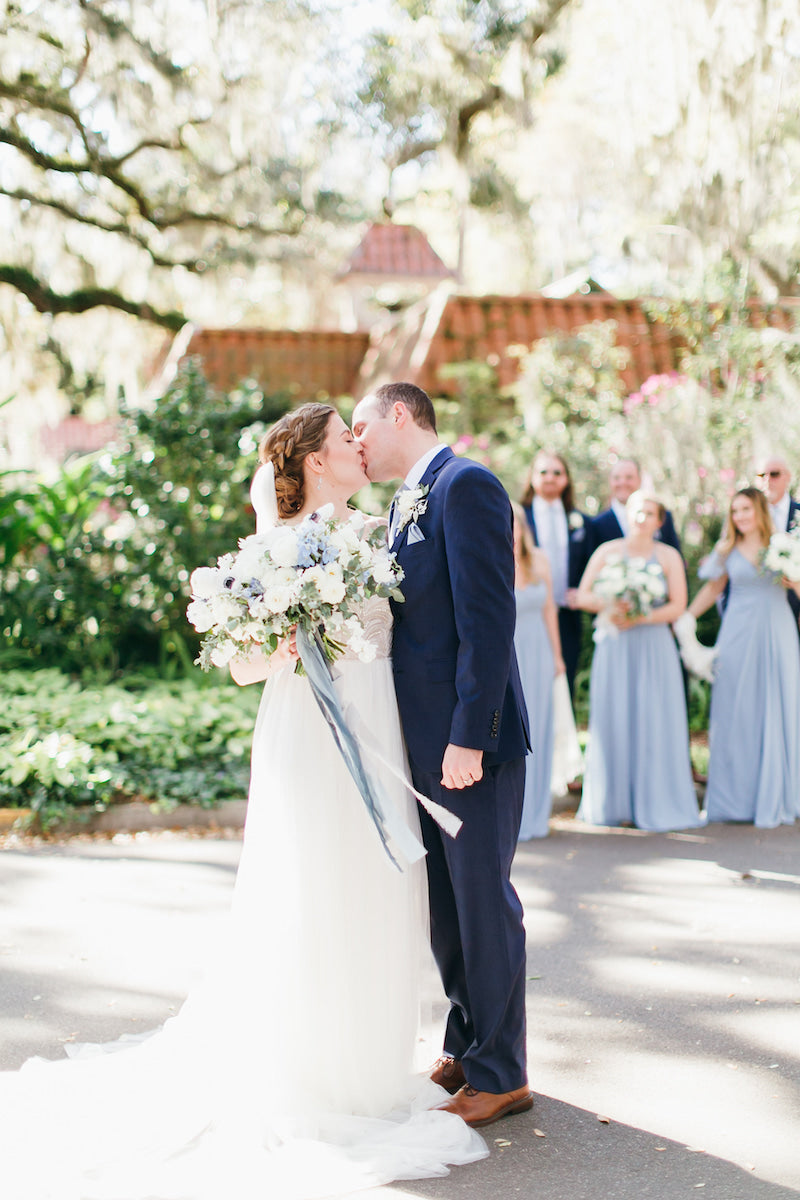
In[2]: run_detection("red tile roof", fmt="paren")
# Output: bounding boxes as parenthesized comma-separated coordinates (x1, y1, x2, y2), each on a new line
(152, 294, 800, 417)
(356, 292, 800, 398)
(177, 328, 371, 399)
(339, 222, 454, 281)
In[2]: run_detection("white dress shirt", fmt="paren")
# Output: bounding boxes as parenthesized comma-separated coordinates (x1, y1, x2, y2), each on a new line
(404, 444, 449, 490)
(771, 492, 790, 533)
(611, 498, 629, 536)
(532, 495, 568, 606)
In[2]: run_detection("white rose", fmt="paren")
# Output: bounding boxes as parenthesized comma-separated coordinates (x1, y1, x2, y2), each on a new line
(261, 581, 297, 613)
(270, 528, 300, 568)
(210, 642, 238, 667)
(370, 553, 398, 586)
(190, 566, 222, 599)
(327, 529, 351, 558)
(232, 545, 268, 582)
(186, 599, 215, 632)
(353, 634, 377, 663)
(208, 593, 242, 623)
(304, 563, 346, 605)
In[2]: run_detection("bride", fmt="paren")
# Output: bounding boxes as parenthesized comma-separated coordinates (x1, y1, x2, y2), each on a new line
(0, 403, 486, 1199)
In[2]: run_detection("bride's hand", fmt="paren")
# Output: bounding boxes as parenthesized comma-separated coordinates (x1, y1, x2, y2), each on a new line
(272, 629, 299, 670)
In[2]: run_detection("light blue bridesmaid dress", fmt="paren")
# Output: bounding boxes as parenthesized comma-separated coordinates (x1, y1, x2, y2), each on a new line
(515, 582, 555, 839)
(702, 547, 800, 827)
(578, 558, 702, 832)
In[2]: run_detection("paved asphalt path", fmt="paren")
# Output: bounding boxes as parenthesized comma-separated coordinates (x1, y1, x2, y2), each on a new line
(1, 812, 799, 1200)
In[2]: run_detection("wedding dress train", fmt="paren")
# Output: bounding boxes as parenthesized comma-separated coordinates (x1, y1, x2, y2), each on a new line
(0, 599, 486, 1198)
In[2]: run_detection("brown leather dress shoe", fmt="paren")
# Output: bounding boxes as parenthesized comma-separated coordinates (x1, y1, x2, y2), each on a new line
(429, 1056, 467, 1094)
(441, 1083, 533, 1128)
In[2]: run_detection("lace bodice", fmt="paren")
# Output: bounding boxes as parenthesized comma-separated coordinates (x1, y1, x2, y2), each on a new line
(343, 596, 393, 660)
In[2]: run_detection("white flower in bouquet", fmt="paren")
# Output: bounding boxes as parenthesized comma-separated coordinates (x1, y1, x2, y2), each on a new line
(187, 507, 405, 671)
(189, 566, 223, 599)
(592, 554, 667, 641)
(340, 615, 378, 663)
(185, 599, 216, 633)
(269, 528, 301, 569)
(762, 528, 800, 582)
(302, 562, 347, 606)
(369, 550, 400, 587)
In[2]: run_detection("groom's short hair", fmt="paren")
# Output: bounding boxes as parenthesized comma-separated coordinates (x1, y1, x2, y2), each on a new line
(373, 382, 437, 433)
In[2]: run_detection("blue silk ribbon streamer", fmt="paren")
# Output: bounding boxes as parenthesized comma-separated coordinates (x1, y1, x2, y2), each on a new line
(295, 624, 426, 871)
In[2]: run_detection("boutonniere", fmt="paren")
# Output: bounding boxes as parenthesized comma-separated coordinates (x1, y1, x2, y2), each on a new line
(568, 511, 584, 531)
(395, 484, 429, 534)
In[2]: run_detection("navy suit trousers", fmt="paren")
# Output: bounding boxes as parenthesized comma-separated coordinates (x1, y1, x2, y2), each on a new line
(411, 756, 528, 1095)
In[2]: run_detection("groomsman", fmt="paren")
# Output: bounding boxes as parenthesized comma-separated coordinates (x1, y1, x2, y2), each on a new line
(589, 459, 682, 555)
(521, 450, 591, 698)
(755, 454, 800, 632)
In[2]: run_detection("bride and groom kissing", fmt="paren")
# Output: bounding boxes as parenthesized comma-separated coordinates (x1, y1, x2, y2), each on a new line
(0, 380, 532, 1200)
(248, 380, 532, 1129)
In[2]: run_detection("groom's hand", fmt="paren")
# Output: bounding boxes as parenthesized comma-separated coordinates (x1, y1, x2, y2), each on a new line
(442, 744, 484, 790)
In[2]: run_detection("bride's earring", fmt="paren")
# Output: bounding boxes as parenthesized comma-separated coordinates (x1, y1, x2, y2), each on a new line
(317, 473, 323, 492)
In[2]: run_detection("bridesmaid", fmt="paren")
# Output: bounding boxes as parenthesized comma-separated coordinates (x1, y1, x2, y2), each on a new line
(575, 491, 702, 831)
(511, 503, 566, 839)
(686, 487, 800, 827)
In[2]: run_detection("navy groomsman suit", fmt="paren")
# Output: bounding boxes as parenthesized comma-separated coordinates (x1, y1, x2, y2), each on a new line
(524, 503, 591, 697)
(785, 497, 800, 631)
(391, 448, 530, 1096)
(767, 495, 800, 633)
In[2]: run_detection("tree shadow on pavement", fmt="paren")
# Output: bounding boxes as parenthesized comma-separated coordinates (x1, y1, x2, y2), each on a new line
(395, 1093, 800, 1200)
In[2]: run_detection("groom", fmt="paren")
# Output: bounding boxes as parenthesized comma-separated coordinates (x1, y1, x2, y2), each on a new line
(352, 382, 532, 1129)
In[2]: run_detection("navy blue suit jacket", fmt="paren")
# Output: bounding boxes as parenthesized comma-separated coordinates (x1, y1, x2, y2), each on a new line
(784, 498, 800, 628)
(587, 506, 683, 557)
(390, 449, 529, 774)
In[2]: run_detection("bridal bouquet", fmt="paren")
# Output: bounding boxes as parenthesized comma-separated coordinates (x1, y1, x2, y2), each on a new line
(592, 554, 667, 641)
(762, 525, 800, 582)
(187, 505, 404, 670)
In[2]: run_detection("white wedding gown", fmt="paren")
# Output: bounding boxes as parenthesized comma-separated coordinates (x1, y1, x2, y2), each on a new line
(0, 598, 486, 1199)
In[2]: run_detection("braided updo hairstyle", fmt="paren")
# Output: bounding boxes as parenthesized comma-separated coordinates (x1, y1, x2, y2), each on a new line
(258, 403, 336, 519)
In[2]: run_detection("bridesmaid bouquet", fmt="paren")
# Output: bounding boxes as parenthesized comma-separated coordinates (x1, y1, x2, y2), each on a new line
(187, 505, 404, 670)
(592, 555, 667, 641)
(762, 527, 800, 582)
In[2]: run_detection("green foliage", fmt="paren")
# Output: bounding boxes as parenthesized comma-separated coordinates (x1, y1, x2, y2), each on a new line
(0, 669, 261, 826)
(433, 360, 535, 499)
(98, 359, 286, 647)
(510, 319, 630, 507)
(0, 362, 291, 674)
